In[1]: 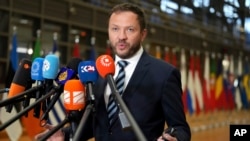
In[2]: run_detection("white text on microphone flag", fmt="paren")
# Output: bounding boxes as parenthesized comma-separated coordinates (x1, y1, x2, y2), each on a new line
(64, 91, 85, 106)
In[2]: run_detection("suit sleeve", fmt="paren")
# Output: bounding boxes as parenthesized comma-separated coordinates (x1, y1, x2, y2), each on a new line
(162, 68, 191, 141)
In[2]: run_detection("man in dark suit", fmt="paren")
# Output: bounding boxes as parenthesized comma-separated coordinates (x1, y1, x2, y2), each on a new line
(35, 2, 191, 141)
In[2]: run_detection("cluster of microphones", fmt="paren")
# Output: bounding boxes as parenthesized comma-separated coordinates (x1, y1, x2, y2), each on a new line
(0, 54, 136, 141)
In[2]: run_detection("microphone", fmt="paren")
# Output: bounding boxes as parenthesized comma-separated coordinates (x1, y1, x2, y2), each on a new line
(31, 57, 45, 81)
(64, 79, 86, 138)
(95, 55, 146, 141)
(40, 57, 82, 121)
(42, 54, 59, 82)
(0, 86, 58, 131)
(5, 58, 32, 113)
(39, 79, 86, 141)
(78, 60, 98, 101)
(0, 56, 61, 131)
(73, 60, 98, 141)
(0, 59, 44, 108)
(54, 57, 82, 84)
(31, 57, 45, 118)
(41, 54, 59, 121)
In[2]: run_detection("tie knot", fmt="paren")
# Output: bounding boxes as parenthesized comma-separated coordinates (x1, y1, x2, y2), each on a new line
(118, 60, 128, 68)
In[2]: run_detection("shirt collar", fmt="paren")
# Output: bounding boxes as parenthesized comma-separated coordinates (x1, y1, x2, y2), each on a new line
(115, 46, 143, 65)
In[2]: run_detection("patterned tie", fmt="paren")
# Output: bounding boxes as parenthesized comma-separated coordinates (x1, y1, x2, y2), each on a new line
(107, 60, 128, 126)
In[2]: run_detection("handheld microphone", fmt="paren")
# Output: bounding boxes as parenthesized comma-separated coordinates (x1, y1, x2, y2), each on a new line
(73, 60, 98, 141)
(40, 57, 82, 121)
(39, 79, 86, 141)
(43, 54, 59, 79)
(31, 57, 45, 81)
(6, 58, 32, 113)
(96, 55, 146, 141)
(0, 59, 45, 108)
(31, 57, 45, 118)
(64, 79, 86, 138)
(63, 79, 86, 111)
(41, 54, 59, 121)
(78, 60, 98, 101)
(54, 57, 82, 85)
(0, 59, 43, 108)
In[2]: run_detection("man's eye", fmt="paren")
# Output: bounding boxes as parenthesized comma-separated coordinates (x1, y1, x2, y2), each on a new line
(127, 28, 134, 32)
(112, 28, 118, 31)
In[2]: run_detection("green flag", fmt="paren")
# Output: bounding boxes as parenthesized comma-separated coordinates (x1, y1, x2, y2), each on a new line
(32, 37, 41, 61)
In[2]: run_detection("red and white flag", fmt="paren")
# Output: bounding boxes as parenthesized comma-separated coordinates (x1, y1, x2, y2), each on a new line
(193, 51, 203, 115)
(180, 48, 188, 113)
(202, 51, 211, 113)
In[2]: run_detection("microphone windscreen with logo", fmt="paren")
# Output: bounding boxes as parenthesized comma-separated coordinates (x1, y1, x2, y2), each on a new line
(55, 58, 82, 85)
(55, 67, 75, 85)
(78, 61, 98, 84)
(95, 55, 115, 78)
(42, 54, 59, 79)
(63, 79, 86, 111)
(8, 59, 32, 98)
(31, 57, 44, 81)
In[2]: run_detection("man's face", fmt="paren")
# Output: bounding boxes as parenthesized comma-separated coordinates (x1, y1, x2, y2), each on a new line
(108, 11, 147, 59)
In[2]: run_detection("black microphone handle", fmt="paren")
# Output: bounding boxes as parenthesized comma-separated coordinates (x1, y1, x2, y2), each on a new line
(86, 82, 95, 101)
(73, 82, 96, 140)
(73, 103, 93, 141)
(70, 110, 82, 139)
(33, 81, 45, 118)
(38, 118, 69, 141)
(0, 85, 43, 107)
(0, 88, 56, 131)
(40, 85, 63, 121)
(41, 79, 54, 121)
(22, 95, 31, 117)
(106, 74, 147, 141)
(22, 80, 33, 117)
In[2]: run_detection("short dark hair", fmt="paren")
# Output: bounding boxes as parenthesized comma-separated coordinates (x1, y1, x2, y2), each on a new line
(109, 3, 147, 31)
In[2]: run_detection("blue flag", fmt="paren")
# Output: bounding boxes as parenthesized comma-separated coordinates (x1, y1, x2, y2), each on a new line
(5, 32, 18, 88)
(11, 33, 18, 71)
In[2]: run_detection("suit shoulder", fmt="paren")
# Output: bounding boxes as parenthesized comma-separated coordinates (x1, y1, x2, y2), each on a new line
(148, 55, 176, 70)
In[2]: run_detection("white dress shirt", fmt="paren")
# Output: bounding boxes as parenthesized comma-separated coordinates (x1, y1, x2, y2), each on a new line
(104, 47, 144, 107)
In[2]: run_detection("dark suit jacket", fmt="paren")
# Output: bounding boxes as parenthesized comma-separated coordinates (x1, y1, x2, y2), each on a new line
(73, 51, 191, 141)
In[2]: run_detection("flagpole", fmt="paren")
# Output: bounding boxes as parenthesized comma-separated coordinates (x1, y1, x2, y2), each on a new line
(89, 36, 96, 60)
(72, 35, 80, 58)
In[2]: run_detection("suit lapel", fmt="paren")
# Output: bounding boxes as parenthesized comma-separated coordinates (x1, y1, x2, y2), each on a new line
(95, 77, 108, 113)
(123, 51, 150, 100)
